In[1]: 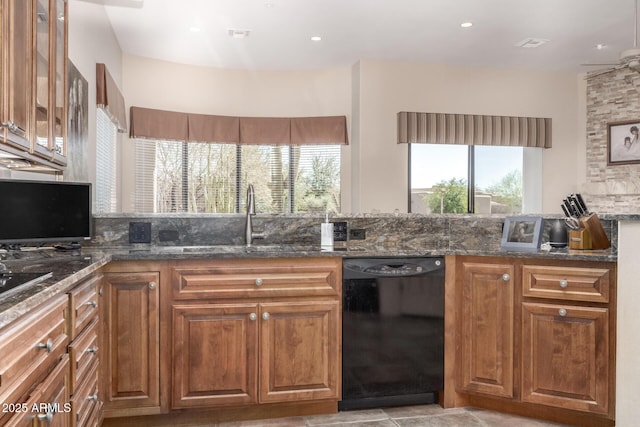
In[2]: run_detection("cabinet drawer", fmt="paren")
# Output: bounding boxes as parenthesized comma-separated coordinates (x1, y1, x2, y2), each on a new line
(68, 318, 98, 395)
(31, 354, 70, 427)
(70, 358, 99, 427)
(0, 295, 68, 415)
(68, 275, 100, 340)
(172, 258, 341, 300)
(522, 265, 610, 303)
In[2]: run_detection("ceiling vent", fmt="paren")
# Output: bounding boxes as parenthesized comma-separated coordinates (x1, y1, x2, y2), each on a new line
(228, 29, 251, 39)
(516, 38, 549, 48)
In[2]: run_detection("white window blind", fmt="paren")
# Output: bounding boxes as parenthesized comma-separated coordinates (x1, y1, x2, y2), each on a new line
(134, 140, 340, 214)
(95, 108, 118, 213)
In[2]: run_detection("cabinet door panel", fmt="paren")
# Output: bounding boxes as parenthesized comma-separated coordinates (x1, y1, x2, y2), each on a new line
(521, 302, 609, 414)
(259, 301, 340, 403)
(172, 303, 258, 408)
(101, 272, 159, 415)
(456, 262, 514, 398)
(2, 0, 31, 147)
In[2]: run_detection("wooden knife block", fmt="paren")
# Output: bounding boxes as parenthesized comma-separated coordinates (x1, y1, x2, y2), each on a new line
(569, 214, 611, 250)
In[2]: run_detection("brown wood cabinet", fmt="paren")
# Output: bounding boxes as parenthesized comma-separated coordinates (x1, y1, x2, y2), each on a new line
(450, 256, 616, 426)
(100, 270, 160, 417)
(0, 294, 68, 426)
(1, 0, 32, 151)
(170, 258, 341, 411)
(456, 260, 515, 398)
(0, 0, 67, 166)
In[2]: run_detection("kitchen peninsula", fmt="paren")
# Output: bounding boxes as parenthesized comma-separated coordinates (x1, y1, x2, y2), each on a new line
(0, 213, 627, 427)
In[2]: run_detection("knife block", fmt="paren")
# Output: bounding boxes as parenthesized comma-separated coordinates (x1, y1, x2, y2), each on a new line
(569, 228, 592, 250)
(579, 213, 611, 250)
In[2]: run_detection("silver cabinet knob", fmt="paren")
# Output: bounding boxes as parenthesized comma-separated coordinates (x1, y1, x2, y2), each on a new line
(84, 300, 97, 308)
(149, 281, 156, 289)
(249, 313, 257, 321)
(262, 312, 270, 320)
(37, 413, 53, 424)
(559, 308, 567, 317)
(98, 288, 103, 297)
(559, 280, 568, 288)
(37, 338, 53, 353)
(85, 346, 98, 354)
(502, 273, 510, 281)
(87, 394, 99, 402)
(255, 278, 263, 286)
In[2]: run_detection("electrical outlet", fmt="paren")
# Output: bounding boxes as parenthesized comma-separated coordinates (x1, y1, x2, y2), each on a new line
(349, 228, 366, 240)
(333, 221, 348, 242)
(129, 222, 151, 244)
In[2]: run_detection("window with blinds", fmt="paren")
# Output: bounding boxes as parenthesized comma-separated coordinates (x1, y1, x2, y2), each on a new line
(134, 140, 340, 214)
(95, 108, 118, 212)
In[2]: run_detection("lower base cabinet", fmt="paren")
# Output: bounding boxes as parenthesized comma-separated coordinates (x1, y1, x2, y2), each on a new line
(100, 270, 161, 417)
(452, 256, 616, 426)
(172, 300, 340, 409)
(521, 302, 610, 414)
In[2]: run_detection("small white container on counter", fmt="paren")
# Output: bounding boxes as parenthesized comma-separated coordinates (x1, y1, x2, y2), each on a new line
(321, 214, 334, 251)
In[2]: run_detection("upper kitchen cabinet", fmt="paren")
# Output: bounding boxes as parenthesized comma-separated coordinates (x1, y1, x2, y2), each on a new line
(0, 0, 67, 167)
(0, 0, 32, 151)
(32, 0, 67, 165)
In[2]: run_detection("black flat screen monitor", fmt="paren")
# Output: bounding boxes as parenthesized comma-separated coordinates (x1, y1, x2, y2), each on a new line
(0, 179, 92, 245)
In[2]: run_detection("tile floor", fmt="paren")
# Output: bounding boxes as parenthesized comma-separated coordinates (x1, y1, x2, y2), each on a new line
(215, 405, 570, 427)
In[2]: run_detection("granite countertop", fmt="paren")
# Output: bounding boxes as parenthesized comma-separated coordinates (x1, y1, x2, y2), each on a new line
(0, 243, 617, 329)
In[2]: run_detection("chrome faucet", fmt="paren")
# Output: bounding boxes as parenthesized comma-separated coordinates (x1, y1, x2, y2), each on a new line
(245, 184, 264, 246)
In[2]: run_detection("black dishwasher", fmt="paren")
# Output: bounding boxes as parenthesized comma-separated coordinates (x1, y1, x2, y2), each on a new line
(339, 257, 445, 410)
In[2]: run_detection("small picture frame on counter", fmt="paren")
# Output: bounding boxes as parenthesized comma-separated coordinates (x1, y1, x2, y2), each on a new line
(501, 216, 543, 252)
(607, 119, 640, 165)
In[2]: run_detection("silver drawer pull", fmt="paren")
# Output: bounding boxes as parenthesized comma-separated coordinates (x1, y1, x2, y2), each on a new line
(84, 300, 97, 308)
(37, 413, 53, 424)
(255, 278, 263, 286)
(559, 280, 568, 288)
(262, 312, 270, 320)
(87, 394, 99, 402)
(502, 273, 510, 281)
(85, 346, 98, 354)
(249, 313, 257, 321)
(558, 308, 567, 317)
(37, 338, 53, 353)
(149, 281, 156, 289)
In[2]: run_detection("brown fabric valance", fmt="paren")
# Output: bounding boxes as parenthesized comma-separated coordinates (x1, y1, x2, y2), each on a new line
(130, 107, 189, 141)
(96, 63, 127, 133)
(397, 111, 552, 148)
(129, 106, 348, 145)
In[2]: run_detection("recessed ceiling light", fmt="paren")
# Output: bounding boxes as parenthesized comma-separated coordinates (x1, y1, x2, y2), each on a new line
(228, 29, 251, 39)
(311, 36, 322, 41)
(189, 26, 201, 33)
(264, 1, 275, 7)
(596, 44, 607, 50)
(460, 22, 473, 28)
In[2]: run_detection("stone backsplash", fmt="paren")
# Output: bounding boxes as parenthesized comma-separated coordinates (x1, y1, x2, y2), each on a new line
(89, 213, 617, 254)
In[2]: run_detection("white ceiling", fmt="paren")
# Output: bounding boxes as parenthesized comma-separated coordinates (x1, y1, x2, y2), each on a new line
(88, 0, 636, 73)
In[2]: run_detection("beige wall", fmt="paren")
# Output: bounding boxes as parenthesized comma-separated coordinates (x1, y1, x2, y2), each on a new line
(119, 55, 582, 214)
(353, 60, 582, 213)
(67, 1, 123, 203)
(120, 54, 352, 212)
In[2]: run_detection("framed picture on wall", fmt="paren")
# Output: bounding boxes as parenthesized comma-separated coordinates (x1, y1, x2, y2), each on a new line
(500, 216, 543, 252)
(608, 120, 640, 165)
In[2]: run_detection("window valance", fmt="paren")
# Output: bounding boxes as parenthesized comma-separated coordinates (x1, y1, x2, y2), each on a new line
(96, 63, 127, 133)
(129, 106, 348, 145)
(397, 111, 552, 148)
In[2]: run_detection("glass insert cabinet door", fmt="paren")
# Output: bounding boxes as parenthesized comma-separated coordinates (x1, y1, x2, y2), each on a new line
(34, 0, 49, 153)
(33, 0, 67, 164)
(1, 0, 32, 149)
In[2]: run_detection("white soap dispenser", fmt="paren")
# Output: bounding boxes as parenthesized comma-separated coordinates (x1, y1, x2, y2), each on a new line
(321, 213, 334, 251)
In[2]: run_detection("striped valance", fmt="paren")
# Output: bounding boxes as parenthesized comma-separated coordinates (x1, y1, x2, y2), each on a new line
(397, 112, 552, 148)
